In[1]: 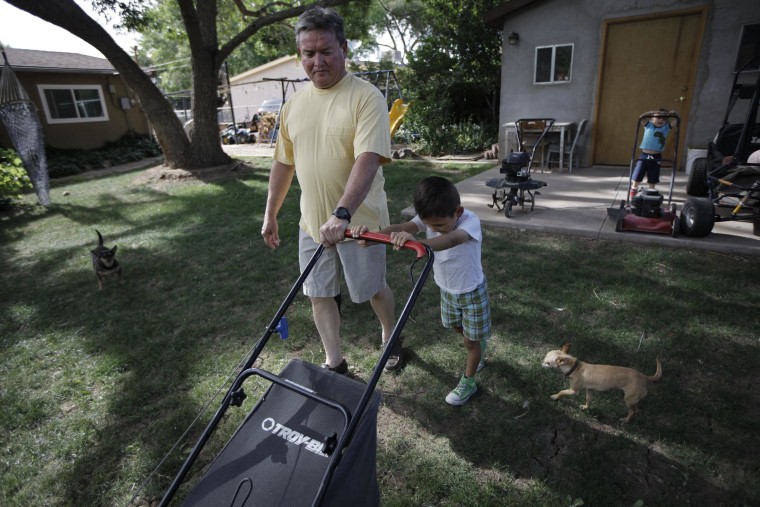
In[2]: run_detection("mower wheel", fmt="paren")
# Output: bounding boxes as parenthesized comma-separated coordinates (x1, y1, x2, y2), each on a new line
(671, 204, 681, 237)
(680, 197, 715, 237)
(686, 157, 709, 196)
(615, 200, 625, 232)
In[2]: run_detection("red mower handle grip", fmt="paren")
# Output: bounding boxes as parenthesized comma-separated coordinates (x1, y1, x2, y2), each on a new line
(344, 230, 427, 259)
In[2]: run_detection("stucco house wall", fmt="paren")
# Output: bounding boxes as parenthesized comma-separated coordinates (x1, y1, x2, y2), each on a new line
(486, 0, 760, 168)
(228, 54, 308, 121)
(0, 48, 150, 151)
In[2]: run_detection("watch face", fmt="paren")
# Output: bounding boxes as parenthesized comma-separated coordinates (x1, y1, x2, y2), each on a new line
(333, 207, 351, 221)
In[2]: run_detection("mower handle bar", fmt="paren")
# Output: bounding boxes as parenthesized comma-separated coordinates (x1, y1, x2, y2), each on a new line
(344, 230, 427, 259)
(637, 111, 681, 127)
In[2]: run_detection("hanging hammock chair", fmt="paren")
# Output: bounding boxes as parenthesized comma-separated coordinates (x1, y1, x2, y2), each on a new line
(0, 48, 50, 205)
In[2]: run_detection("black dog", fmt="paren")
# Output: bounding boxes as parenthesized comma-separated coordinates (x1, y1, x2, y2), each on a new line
(91, 230, 122, 289)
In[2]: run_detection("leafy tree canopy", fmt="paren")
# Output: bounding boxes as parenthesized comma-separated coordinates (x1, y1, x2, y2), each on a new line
(138, 0, 296, 94)
(137, 0, 380, 96)
(382, 0, 503, 154)
(405, 0, 502, 123)
(5, 0, 500, 165)
(4, 0, 363, 170)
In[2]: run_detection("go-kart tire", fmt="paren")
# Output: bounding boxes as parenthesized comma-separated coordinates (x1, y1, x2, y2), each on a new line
(236, 134, 248, 144)
(505, 201, 513, 218)
(680, 197, 715, 237)
(686, 157, 709, 197)
(221, 136, 232, 145)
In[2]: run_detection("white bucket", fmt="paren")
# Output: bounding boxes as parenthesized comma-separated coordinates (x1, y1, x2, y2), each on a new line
(686, 148, 708, 175)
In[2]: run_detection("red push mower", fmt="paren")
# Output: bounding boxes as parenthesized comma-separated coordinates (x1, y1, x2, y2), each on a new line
(613, 111, 681, 236)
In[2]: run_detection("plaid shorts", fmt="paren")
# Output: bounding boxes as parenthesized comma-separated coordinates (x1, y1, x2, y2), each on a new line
(440, 280, 491, 341)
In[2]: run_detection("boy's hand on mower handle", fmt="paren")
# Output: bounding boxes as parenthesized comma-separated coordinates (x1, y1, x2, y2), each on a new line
(348, 225, 370, 246)
(389, 231, 413, 251)
(345, 230, 427, 258)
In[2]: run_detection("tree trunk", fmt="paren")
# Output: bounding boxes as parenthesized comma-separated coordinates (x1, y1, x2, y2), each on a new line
(6, 0, 358, 170)
(5, 0, 229, 169)
(178, 0, 232, 168)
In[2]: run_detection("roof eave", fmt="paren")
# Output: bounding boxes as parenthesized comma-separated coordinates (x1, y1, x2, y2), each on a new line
(483, 0, 541, 28)
(14, 67, 119, 75)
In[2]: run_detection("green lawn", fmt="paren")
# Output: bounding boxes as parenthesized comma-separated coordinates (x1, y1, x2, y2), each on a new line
(1, 158, 758, 506)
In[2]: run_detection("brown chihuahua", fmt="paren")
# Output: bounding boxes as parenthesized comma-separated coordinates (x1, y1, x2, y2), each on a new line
(542, 343, 662, 423)
(91, 230, 122, 290)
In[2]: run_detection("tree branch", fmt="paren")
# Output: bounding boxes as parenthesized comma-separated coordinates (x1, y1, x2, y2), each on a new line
(218, 0, 356, 63)
(232, 0, 291, 18)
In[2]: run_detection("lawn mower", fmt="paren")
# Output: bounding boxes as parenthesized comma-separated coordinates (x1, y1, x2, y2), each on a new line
(220, 122, 255, 145)
(485, 118, 553, 218)
(154, 231, 433, 507)
(682, 55, 760, 237)
(614, 111, 681, 236)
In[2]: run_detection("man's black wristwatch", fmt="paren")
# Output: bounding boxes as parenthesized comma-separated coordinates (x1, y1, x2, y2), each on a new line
(332, 206, 352, 223)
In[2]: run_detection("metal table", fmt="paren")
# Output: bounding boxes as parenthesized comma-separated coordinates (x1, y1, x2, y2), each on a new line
(503, 121, 576, 171)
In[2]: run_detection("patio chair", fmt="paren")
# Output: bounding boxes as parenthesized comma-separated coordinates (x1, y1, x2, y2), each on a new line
(547, 118, 588, 173)
(516, 119, 551, 168)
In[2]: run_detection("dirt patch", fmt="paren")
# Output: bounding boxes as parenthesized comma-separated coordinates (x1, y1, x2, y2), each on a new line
(132, 160, 255, 186)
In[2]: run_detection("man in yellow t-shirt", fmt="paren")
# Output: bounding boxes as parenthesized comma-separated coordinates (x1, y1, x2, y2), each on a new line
(261, 7, 401, 373)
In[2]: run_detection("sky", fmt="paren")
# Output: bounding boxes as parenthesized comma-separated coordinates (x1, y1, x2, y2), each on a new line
(0, 1, 394, 64)
(0, 0, 138, 59)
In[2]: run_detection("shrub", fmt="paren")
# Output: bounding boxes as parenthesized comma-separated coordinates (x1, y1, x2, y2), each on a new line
(0, 148, 32, 209)
(400, 109, 498, 156)
(452, 121, 498, 153)
(47, 134, 162, 178)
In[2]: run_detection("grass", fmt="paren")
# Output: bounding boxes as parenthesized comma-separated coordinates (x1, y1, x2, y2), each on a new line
(1, 157, 759, 506)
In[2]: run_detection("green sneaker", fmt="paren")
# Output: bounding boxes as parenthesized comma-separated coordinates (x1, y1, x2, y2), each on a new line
(445, 375, 477, 405)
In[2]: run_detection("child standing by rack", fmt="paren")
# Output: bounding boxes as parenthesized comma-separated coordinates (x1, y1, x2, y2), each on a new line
(352, 176, 491, 405)
(630, 109, 677, 198)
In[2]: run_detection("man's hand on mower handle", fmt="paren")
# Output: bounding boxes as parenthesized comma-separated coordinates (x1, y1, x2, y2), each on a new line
(319, 215, 349, 246)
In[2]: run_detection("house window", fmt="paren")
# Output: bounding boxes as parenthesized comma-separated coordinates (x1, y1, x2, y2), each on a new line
(534, 44, 573, 84)
(37, 84, 109, 124)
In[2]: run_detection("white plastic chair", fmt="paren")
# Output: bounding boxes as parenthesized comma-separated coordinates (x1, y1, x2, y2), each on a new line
(547, 119, 588, 173)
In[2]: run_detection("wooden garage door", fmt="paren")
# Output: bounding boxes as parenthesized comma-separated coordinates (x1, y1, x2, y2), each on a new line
(592, 9, 706, 166)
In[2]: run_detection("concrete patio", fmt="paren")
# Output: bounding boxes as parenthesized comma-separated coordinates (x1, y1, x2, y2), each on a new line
(222, 143, 759, 257)
(454, 164, 759, 257)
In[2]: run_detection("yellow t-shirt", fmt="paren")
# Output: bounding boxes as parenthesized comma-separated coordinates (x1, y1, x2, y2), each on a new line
(274, 73, 392, 240)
